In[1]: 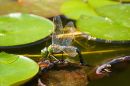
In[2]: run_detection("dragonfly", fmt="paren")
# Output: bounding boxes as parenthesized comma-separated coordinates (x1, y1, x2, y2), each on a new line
(40, 16, 88, 69)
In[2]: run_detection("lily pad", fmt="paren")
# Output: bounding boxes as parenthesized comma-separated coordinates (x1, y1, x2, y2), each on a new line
(60, 0, 119, 20)
(88, 0, 119, 8)
(77, 4, 130, 41)
(0, 52, 39, 86)
(61, 0, 97, 20)
(0, 0, 67, 18)
(0, 13, 54, 46)
(116, 0, 130, 2)
(96, 4, 130, 28)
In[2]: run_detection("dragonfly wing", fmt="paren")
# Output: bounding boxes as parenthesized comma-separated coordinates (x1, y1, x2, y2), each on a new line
(62, 46, 78, 57)
(53, 16, 63, 35)
(60, 21, 76, 46)
(52, 16, 64, 52)
(51, 44, 62, 53)
(52, 16, 76, 54)
(52, 16, 63, 45)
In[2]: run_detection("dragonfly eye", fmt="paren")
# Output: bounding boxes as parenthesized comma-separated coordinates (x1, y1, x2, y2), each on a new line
(48, 45, 54, 53)
(41, 47, 48, 57)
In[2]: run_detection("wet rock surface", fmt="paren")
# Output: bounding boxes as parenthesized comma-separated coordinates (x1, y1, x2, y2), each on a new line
(40, 63, 89, 86)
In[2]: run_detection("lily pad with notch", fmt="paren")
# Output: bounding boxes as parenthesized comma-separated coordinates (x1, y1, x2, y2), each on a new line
(77, 4, 130, 44)
(0, 13, 54, 48)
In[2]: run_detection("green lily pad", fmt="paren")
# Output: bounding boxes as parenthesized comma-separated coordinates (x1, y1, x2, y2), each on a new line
(0, 13, 54, 46)
(0, 0, 67, 18)
(77, 4, 130, 41)
(96, 4, 130, 28)
(61, 0, 97, 20)
(60, 0, 119, 20)
(0, 52, 18, 64)
(0, 52, 39, 86)
(88, 0, 119, 8)
(116, 0, 130, 2)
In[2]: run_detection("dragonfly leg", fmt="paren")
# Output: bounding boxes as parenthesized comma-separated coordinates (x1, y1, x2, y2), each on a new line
(50, 54, 59, 61)
(61, 51, 64, 63)
(47, 53, 58, 62)
(47, 53, 52, 62)
(76, 48, 91, 66)
(76, 48, 85, 65)
(51, 53, 65, 64)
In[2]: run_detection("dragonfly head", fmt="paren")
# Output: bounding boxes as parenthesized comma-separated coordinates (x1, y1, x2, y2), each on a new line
(41, 47, 48, 57)
(48, 45, 53, 53)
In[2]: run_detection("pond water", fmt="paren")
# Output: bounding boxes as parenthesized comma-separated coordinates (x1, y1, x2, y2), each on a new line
(0, 12, 130, 86)
(0, 0, 130, 86)
(18, 37, 130, 86)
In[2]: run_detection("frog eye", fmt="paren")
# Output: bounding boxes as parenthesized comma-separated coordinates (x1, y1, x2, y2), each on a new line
(106, 64, 111, 68)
